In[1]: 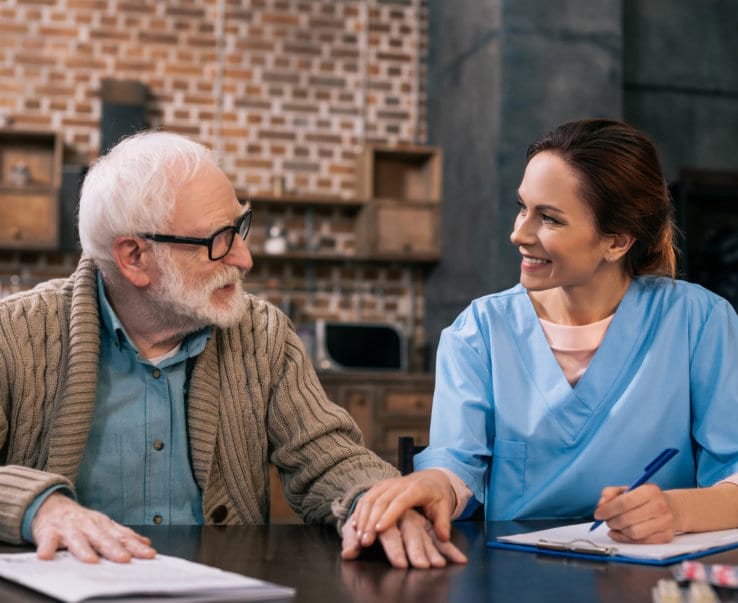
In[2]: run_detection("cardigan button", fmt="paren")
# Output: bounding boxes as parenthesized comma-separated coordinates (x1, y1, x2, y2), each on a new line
(211, 505, 228, 523)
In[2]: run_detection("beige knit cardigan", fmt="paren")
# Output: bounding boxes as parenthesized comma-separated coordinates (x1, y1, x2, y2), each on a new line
(0, 256, 397, 544)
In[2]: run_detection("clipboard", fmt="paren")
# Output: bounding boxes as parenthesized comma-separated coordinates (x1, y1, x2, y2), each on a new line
(487, 522, 738, 566)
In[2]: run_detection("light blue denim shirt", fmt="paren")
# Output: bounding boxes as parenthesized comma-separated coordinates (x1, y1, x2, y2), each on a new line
(21, 274, 209, 541)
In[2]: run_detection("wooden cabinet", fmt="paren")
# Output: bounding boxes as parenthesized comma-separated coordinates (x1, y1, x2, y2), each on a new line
(246, 192, 439, 264)
(355, 200, 440, 258)
(0, 129, 63, 249)
(356, 144, 442, 203)
(354, 144, 442, 261)
(318, 371, 434, 464)
(269, 371, 434, 523)
(248, 144, 443, 263)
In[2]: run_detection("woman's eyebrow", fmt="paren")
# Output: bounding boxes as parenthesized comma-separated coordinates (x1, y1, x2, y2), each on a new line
(517, 192, 565, 214)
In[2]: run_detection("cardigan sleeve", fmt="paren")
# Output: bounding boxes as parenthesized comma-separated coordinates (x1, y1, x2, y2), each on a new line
(0, 322, 74, 544)
(0, 282, 78, 544)
(265, 318, 398, 527)
(0, 465, 73, 544)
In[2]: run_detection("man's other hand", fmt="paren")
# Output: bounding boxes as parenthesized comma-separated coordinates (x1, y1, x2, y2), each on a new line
(32, 493, 157, 563)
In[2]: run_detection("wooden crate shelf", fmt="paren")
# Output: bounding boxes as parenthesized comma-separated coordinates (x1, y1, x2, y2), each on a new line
(356, 144, 442, 203)
(355, 200, 440, 259)
(0, 129, 63, 249)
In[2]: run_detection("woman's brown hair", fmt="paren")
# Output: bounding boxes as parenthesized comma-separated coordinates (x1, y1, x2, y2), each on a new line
(527, 118, 678, 278)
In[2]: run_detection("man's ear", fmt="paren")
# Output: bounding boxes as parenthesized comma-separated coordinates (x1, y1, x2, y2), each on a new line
(605, 233, 636, 263)
(112, 236, 153, 288)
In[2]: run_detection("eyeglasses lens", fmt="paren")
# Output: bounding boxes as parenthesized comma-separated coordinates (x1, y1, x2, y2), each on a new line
(210, 211, 252, 260)
(239, 212, 252, 238)
(211, 230, 233, 260)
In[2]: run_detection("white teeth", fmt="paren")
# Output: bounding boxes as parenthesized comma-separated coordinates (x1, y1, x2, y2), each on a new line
(522, 257, 549, 265)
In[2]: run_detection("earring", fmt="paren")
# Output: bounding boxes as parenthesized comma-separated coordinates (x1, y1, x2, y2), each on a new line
(608, 256, 615, 262)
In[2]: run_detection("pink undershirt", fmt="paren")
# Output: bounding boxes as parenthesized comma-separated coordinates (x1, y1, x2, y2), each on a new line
(441, 314, 738, 518)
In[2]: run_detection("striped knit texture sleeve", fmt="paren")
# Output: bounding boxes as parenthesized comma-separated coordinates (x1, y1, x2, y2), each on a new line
(262, 305, 399, 526)
(0, 466, 72, 544)
(0, 266, 88, 544)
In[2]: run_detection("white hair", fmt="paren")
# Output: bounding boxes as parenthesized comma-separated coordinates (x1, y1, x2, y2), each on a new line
(78, 131, 214, 271)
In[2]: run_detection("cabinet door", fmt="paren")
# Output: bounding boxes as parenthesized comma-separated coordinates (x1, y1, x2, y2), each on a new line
(340, 386, 376, 450)
(377, 385, 433, 465)
(383, 390, 433, 416)
(0, 190, 59, 248)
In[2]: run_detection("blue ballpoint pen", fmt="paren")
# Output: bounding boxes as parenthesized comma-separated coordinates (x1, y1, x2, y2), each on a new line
(590, 447, 679, 531)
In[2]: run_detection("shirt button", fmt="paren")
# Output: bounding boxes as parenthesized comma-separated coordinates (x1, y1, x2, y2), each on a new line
(211, 505, 228, 523)
(152, 368, 161, 379)
(153, 440, 165, 451)
(153, 514, 163, 525)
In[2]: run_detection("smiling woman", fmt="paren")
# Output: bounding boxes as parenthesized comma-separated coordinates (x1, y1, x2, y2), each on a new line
(349, 118, 738, 557)
(511, 151, 632, 323)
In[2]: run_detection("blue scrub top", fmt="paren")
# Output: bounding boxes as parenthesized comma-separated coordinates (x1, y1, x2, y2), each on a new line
(415, 277, 738, 521)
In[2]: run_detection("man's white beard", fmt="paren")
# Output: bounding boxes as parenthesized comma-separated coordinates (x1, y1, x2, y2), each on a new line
(147, 247, 247, 333)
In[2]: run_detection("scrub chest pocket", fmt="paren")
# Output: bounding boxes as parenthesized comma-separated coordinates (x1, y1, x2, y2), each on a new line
(488, 438, 527, 518)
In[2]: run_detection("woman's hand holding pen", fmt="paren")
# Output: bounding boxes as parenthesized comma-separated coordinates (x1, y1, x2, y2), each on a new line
(594, 483, 678, 544)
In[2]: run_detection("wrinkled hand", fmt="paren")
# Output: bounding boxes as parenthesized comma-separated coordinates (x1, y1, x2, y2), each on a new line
(32, 493, 157, 563)
(349, 470, 457, 548)
(594, 483, 678, 544)
(341, 507, 467, 569)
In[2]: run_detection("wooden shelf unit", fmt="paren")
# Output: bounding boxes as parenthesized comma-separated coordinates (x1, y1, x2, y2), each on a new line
(356, 144, 442, 203)
(354, 145, 442, 259)
(355, 200, 440, 258)
(0, 129, 63, 250)
(240, 190, 440, 264)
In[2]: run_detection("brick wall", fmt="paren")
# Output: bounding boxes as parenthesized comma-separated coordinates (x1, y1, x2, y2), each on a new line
(0, 0, 427, 191)
(0, 0, 432, 369)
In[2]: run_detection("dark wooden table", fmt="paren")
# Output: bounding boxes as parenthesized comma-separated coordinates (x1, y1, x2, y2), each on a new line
(2, 521, 738, 602)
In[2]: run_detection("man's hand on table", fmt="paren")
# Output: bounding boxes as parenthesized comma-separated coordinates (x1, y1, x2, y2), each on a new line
(32, 493, 157, 563)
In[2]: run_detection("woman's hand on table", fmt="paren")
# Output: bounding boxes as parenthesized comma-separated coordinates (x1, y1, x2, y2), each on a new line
(341, 470, 467, 568)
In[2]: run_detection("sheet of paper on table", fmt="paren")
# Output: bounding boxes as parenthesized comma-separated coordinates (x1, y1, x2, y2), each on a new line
(0, 551, 295, 602)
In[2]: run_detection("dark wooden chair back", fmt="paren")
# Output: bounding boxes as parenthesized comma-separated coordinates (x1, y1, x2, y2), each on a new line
(398, 436, 426, 475)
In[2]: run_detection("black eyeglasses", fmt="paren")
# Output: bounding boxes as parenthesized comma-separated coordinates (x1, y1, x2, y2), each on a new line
(140, 208, 253, 261)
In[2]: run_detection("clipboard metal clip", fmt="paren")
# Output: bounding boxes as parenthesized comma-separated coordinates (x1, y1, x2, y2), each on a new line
(537, 538, 616, 557)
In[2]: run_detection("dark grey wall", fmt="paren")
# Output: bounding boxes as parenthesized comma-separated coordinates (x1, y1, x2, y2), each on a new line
(424, 0, 623, 357)
(623, 0, 738, 182)
(423, 1, 504, 361)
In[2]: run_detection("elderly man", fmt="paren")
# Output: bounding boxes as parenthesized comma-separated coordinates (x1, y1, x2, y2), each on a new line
(0, 131, 465, 569)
